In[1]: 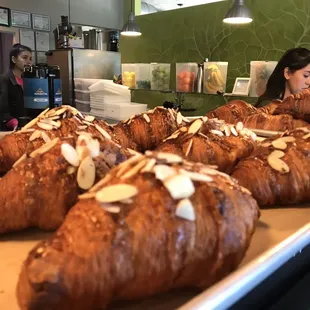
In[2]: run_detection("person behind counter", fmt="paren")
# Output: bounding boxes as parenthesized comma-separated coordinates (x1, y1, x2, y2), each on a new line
(256, 47, 310, 107)
(0, 43, 32, 130)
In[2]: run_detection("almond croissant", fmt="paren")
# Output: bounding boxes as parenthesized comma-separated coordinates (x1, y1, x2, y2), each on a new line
(0, 106, 118, 174)
(0, 134, 129, 234)
(232, 128, 310, 206)
(17, 152, 259, 310)
(156, 117, 256, 173)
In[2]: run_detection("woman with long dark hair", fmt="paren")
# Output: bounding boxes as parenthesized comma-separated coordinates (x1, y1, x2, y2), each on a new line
(256, 47, 310, 107)
(0, 43, 32, 130)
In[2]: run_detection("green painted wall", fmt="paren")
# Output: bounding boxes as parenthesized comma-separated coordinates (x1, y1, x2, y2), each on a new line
(120, 0, 310, 115)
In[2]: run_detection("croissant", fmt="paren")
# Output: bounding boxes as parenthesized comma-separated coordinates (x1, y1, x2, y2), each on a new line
(232, 128, 310, 206)
(205, 100, 258, 124)
(0, 134, 128, 234)
(0, 106, 117, 174)
(17, 151, 259, 310)
(156, 117, 256, 173)
(113, 107, 183, 152)
(262, 89, 310, 121)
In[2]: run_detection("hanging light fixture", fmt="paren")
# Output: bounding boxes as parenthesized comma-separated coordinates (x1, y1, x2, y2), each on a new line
(223, 0, 253, 24)
(121, 0, 142, 36)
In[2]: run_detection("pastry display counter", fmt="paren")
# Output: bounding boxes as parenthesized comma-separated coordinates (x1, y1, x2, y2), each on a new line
(1, 207, 309, 310)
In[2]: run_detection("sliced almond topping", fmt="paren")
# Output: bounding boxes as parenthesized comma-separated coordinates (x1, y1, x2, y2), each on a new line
(164, 174, 195, 199)
(37, 122, 54, 131)
(180, 170, 213, 183)
(143, 114, 150, 123)
(37, 107, 50, 118)
(41, 131, 51, 143)
(89, 174, 112, 193)
(67, 166, 77, 175)
(188, 119, 203, 135)
(47, 115, 61, 121)
(78, 125, 88, 130)
(165, 131, 180, 141)
(82, 120, 94, 126)
(230, 126, 238, 137)
(267, 151, 290, 174)
(141, 158, 156, 173)
(61, 143, 80, 167)
(96, 184, 138, 203)
(224, 125, 231, 137)
(156, 152, 183, 164)
(29, 130, 42, 142)
(30, 138, 59, 158)
(210, 129, 224, 137)
(297, 127, 310, 133)
(121, 159, 147, 179)
(54, 107, 68, 116)
(203, 116, 208, 123)
(116, 155, 143, 177)
(84, 115, 95, 122)
(303, 133, 310, 140)
(13, 153, 27, 168)
(176, 199, 195, 221)
(95, 124, 111, 140)
(279, 136, 296, 143)
(102, 205, 121, 214)
(270, 150, 285, 159)
(21, 117, 38, 131)
(87, 138, 100, 158)
(77, 156, 96, 190)
(185, 139, 193, 157)
(262, 142, 271, 147)
(53, 121, 62, 129)
(177, 112, 183, 125)
(154, 164, 176, 181)
(272, 139, 287, 150)
(183, 117, 190, 123)
(198, 132, 209, 139)
(78, 192, 96, 200)
(126, 148, 141, 156)
(240, 186, 252, 196)
(179, 127, 188, 132)
(20, 128, 36, 133)
(236, 122, 244, 132)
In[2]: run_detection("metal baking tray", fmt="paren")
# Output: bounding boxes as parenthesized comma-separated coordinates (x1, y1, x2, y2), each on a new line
(0, 207, 309, 310)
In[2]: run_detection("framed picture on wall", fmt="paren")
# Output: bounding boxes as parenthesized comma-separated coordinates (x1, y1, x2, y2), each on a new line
(32, 14, 50, 32)
(0, 7, 10, 27)
(232, 77, 251, 96)
(11, 10, 31, 28)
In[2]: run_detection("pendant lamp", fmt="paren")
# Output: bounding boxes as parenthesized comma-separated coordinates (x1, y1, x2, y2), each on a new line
(223, 0, 253, 24)
(121, 0, 142, 36)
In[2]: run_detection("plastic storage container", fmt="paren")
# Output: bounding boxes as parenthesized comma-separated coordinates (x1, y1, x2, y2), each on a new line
(249, 61, 278, 97)
(151, 63, 171, 91)
(204, 61, 228, 94)
(75, 99, 91, 112)
(135, 63, 151, 89)
(75, 89, 90, 102)
(176, 63, 198, 92)
(122, 63, 136, 88)
(74, 78, 101, 90)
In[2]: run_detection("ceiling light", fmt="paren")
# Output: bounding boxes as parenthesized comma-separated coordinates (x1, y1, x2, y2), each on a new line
(223, 0, 253, 24)
(121, 0, 142, 37)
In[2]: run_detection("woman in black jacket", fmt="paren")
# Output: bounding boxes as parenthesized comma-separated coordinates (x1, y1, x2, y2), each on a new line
(0, 44, 32, 130)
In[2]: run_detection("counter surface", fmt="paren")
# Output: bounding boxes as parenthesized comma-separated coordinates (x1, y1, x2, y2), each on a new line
(0, 207, 309, 310)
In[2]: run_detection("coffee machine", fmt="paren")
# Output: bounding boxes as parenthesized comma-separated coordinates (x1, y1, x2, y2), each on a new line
(53, 16, 73, 49)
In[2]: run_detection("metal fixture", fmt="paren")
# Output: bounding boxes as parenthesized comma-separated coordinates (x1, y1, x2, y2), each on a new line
(223, 0, 253, 24)
(121, 0, 142, 37)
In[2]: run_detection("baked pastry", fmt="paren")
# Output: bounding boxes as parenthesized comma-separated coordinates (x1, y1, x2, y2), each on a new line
(262, 89, 310, 122)
(232, 128, 310, 206)
(17, 151, 259, 310)
(156, 117, 256, 173)
(206, 100, 258, 124)
(113, 107, 184, 152)
(0, 133, 128, 234)
(0, 106, 117, 174)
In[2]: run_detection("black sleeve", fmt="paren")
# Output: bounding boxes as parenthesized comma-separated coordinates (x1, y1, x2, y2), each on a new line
(0, 76, 13, 122)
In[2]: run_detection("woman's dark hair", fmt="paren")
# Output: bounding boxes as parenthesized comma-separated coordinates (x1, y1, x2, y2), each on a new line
(9, 43, 32, 69)
(256, 47, 310, 106)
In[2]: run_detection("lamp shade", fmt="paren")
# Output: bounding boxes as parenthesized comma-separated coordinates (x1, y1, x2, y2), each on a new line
(121, 12, 142, 36)
(223, 0, 253, 24)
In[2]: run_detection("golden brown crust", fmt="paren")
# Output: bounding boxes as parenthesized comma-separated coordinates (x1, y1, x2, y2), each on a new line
(17, 152, 259, 309)
(232, 128, 310, 206)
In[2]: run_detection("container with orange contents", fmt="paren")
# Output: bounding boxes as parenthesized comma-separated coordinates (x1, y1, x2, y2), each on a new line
(176, 63, 198, 93)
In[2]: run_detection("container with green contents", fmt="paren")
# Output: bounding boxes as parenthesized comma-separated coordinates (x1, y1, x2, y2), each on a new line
(151, 63, 171, 91)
